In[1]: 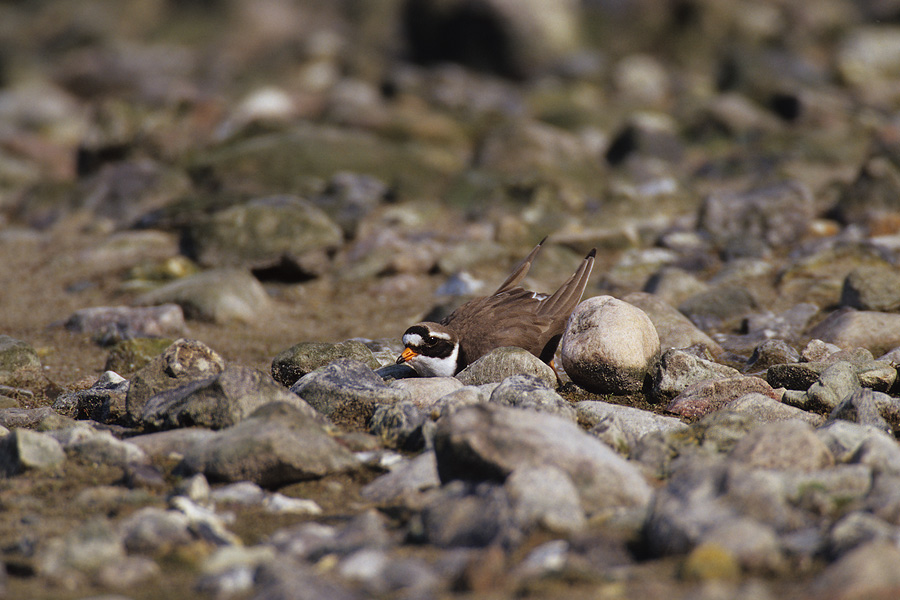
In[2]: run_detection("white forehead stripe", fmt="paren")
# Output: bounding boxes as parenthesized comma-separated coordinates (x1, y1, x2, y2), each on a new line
(403, 333, 424, 347)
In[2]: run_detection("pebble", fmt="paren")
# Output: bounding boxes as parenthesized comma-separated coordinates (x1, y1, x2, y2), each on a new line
(560, 295, 660, 395)
(488, 374, 575, 420)
(388, 376, 464, 411)
(807, 307, 900, 357)
(811, 540, 900, 600)
(724, 393, 824, 426)
(666, 375, 779, 419)
(136, 268, 274, 324)
(455, 346, 557, 387)
(651, 347, 741, 403)
(272, 340, 380, 387)
(0, 429, 65, 475)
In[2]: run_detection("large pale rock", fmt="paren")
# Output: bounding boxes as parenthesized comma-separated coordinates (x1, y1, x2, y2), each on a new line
(807, 307, 900, 357)
(180, 402, 358, 487)
(560, 296, 660, 394)
(433, 403, 652, 514)
(137, 269, 273, 324)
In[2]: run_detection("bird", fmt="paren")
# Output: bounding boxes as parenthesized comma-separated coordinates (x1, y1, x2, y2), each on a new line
(396, 238, 596, 377)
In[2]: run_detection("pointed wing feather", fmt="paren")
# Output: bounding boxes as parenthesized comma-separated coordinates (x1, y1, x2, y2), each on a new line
(493, 237, 547, 294)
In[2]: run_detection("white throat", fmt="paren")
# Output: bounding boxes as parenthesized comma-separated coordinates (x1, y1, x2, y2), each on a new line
(408, 344, 459, 377)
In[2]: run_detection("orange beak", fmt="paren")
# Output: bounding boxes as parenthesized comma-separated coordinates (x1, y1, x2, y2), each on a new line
(397, 347, 418, 364)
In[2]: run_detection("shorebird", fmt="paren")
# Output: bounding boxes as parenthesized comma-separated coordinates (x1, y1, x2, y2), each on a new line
(396, 238, 595, 376)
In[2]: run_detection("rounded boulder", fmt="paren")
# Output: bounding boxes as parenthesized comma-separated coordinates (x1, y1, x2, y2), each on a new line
(560, 296, 660, 394)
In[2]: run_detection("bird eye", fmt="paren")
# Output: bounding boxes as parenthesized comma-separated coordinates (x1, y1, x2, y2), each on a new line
(425, 336, 436, 345)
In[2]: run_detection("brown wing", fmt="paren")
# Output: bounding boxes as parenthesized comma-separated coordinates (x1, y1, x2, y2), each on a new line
(441, 288, 563, 365)
(493, 237, 547, 294)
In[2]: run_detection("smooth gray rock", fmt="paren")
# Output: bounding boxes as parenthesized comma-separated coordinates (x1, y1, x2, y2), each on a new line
(128, 428, 218, 459)
(801, 339, 842, 362)
(804, 361, 862, 413)
(369, 401, 427, 449)
(140, 364, 321, 431)
(576, 400, 685, 454)
(666, 376, 777, 419)
(37, 518, 125, 578)
(433, 403, 652, 513)
(119, 506, 194, 554)
(272, 340, 380, 387)
(745, 339, 799, 372)
(826, 512, 898, 559)
(643, 458, 739, 555)
(389, 377, 464, 412)
(361, 451, 441, 508)
(64, 304, 185, 345)
(724, 393, 824, 426)
(829, 388, 899, 432)
(0, 429, 65, 475)
(183, 195, 342, 271)
(489, 374, 575, 420)
(807, 307, 900, 357)
(418, 481, 519, 549)
(849, 434, 900, 475)
(699, 517, 784, 572)
(651, 347, 740, 403)
(0, 406, 73, 431)
(841, 264, 900, 312)
(455, 347, 557, 387)
(291, 358, 409, 429)
(622, 292, 723, 355)
(125, 338, 225, 425)
(0, 335, 43, 387)
(816, 420, 895, 463)
(678, 285, 759, 332)
(180, 402, 358, 487)
(505, 466, 587, 534)
(433, 384, 496, 418)
(65, 430, 148, 468)
(560, 295, 660, 395)
(698, 180, 814, 248)
(137, 268, 273, 324)
(728, 420, 834, 472)
(811, 541, 900, 599)
(631, 411, 757, 478)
